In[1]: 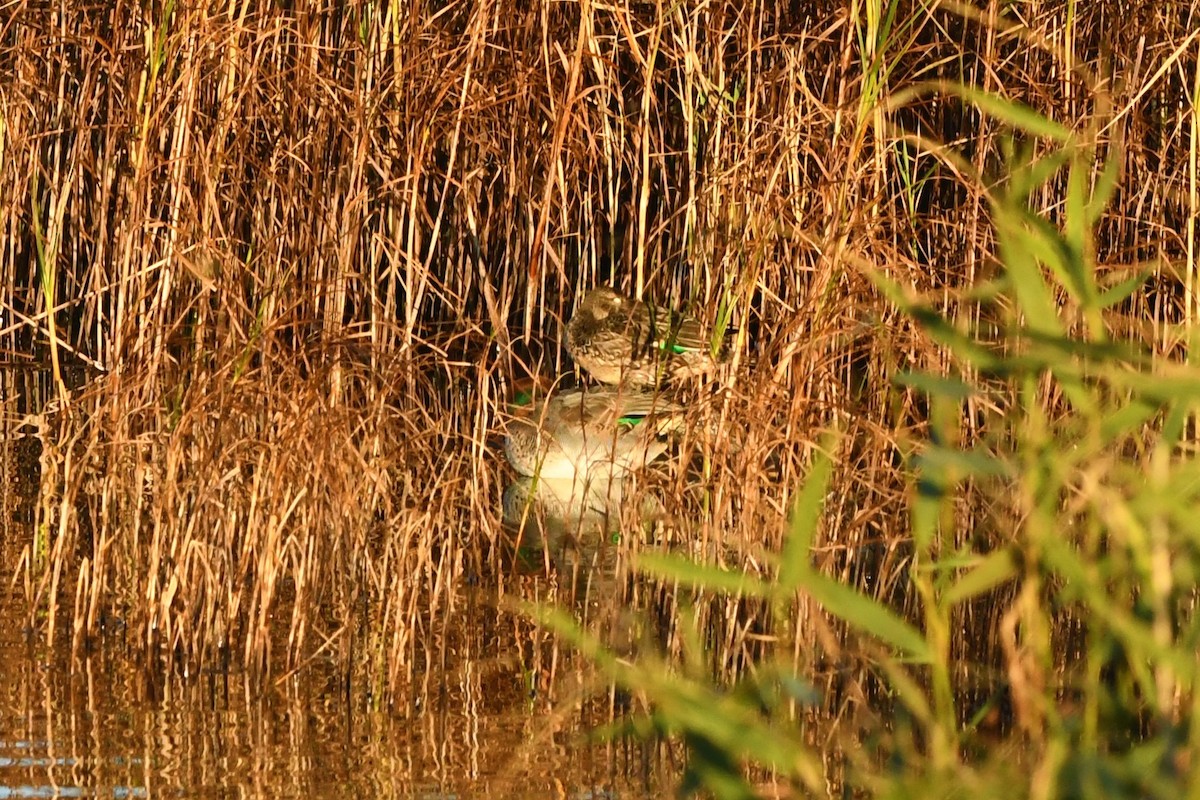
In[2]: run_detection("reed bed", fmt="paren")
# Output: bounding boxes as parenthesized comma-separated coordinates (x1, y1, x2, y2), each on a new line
(2, 0, 1198, 794)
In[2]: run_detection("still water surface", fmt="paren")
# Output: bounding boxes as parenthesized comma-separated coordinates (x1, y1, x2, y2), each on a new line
(0, 539, 665, 799)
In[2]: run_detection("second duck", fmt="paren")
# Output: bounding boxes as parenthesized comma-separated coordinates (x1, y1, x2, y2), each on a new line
(503, 383, 682, 484)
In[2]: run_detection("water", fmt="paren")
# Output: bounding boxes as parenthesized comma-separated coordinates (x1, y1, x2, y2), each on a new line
(0, 537, 667, 799)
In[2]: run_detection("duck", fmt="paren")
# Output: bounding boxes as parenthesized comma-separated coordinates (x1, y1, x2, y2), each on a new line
(502, 382, 681, 484)
(565, 285, 727, 387)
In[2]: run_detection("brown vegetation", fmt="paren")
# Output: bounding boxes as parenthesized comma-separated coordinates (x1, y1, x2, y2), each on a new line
(0, 0, 1192, 738)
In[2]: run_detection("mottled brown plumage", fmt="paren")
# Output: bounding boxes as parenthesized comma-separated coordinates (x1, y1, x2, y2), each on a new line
(503, 383, 682, 482)
(565, 286, 725, 387)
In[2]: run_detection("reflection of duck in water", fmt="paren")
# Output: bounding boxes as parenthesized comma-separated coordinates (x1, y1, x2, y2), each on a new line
(501, 475, 614, 547)
(566, 285, 729, 388)
(503, 383, 682, 485)
(501, 381, 679, 594)
(504, 474, 656, 644)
